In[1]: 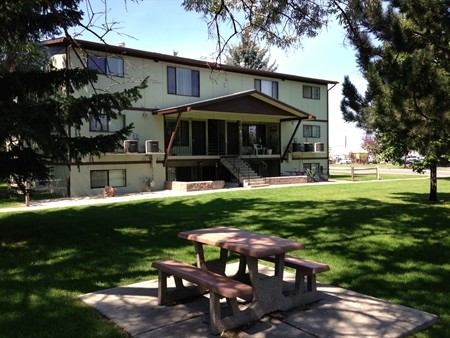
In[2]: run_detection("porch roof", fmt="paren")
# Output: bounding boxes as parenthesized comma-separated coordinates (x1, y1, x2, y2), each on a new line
(153, 90, 315, 120)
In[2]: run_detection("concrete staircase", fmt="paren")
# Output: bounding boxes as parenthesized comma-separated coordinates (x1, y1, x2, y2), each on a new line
(220, 156, 269, 188)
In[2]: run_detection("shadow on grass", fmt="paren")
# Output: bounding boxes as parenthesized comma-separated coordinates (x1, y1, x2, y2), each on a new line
(0, 187, 448, 337)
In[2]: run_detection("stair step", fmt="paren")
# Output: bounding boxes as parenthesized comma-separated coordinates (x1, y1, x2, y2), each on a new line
(220, 156, 268, 186)
(249, 184, 270, 188)
(245, 178, 269, 188)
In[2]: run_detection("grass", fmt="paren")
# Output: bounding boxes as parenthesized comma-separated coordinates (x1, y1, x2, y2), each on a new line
(329, 164, 434, 182)
(0, 178, 449, 337)
(330, 173, 427, 181)
(0, 184, 63, 209)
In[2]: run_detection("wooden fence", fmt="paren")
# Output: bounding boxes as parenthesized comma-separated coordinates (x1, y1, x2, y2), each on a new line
(330, 166, 380, 181)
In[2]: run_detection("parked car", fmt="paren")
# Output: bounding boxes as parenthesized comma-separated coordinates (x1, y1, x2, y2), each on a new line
(404, 155, 423, 164)
(338, 158, 351, 164)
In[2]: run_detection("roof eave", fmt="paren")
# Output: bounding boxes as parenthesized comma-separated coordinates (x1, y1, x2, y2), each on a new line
(41, 37, 338, 86)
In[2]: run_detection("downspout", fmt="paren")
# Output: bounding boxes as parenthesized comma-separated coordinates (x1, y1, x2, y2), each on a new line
(163, 110, 184, 167)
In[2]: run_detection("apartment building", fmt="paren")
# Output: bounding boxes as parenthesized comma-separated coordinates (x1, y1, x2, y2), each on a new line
(43, 38, 337, 197)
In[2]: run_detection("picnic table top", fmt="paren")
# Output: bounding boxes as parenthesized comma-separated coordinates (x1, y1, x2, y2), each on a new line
(179, 226, 304, 258)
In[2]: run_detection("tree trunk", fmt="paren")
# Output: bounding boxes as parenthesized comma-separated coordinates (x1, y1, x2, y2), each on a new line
(429, 162, 437, 202)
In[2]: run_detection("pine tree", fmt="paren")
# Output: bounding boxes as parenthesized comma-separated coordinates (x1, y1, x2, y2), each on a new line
(339, 0, 450, 201)
(225, 29, 278, 71)
(183, 0, 450, 201)
(0, 1, 146, 202)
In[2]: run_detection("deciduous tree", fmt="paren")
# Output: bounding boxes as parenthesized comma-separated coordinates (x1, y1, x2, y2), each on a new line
(182, 0, 332, 53)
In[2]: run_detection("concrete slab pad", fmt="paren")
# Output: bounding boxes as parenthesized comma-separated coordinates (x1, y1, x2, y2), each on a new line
(80, 280, 209, 336)
(280, 285, 437, 337)
(79, 263, 437, 337)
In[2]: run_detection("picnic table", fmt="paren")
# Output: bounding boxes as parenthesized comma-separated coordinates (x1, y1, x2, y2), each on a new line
(152, 226, 329, 334)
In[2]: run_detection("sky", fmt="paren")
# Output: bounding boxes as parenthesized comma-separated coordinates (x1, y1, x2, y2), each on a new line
(73, 0, 367, 151)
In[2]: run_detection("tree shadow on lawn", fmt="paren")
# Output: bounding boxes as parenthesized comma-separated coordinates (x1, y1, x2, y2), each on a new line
(0, 191, 448, 337)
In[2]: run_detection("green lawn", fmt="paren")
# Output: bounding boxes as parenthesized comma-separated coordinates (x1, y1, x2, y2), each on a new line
(329, 173, 429, 181)
(329, 164, 431, 182)
(0, 179, 449, 337)
(0, 184, 64, 209)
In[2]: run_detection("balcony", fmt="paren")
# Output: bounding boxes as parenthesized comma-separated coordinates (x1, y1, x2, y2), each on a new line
(292, 142, 326, 159)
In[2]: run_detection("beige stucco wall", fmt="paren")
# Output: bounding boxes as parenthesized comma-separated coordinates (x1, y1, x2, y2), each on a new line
(66, 48, 328, 117)
(66, 155, 165, 197)
(49, 46, 330, 196)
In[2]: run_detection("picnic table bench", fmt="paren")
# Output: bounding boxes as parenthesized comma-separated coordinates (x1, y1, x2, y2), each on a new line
(151, 259, 253, 301)
(152, 227, 330, 335)
(152, 259, 253, 334)
(263, 255, 330, 294)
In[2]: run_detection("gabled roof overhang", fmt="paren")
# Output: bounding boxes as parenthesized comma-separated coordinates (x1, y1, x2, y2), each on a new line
(153, 90, 315, 121)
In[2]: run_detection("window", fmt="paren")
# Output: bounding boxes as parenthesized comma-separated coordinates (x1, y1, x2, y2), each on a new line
(167, 66, 200, 96)
(87, 55, 124, 77)
(242, 124, 266, 146)
(303, 125, 320, 138)
(165, 120, 189, 146)
(303, 85, 320, 100)
(89, 114, 125, 132)
(90, 169, 126, 188)
(255, 79, 278, 99)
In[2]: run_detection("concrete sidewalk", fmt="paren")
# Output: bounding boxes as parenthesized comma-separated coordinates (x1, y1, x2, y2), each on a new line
(4, 169, 444, 213)
(79, 263, 437, 338)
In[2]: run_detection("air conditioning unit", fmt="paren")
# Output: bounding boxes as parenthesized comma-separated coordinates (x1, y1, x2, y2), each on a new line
(314, 142, 325, 152)
(124, 140, 138, 153)
(304, 142, 314, 152)
(292, 143, 304, 152)
(145, 140, 159, 153)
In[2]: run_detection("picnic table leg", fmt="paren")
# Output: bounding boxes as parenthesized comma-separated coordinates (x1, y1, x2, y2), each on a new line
(232, 255, 248, 282)
(209, 292, 223, 334)
(273, 253, 285, 277)
(246, 256, 288, 313)
(307, 274, 317, 292)
(195, 242, 206, 270)
(194, 242, 228, 275)
(218, 247, 228, 274)
(209, 292, 260, 335)
(156, 268, 204, 305)
(157, 270, 168, 305)
(294, 269, 305, 294)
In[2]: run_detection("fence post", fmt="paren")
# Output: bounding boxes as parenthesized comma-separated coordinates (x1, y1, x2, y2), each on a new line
(376, 165, 380, 180)
(351, 166, 355, 181)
